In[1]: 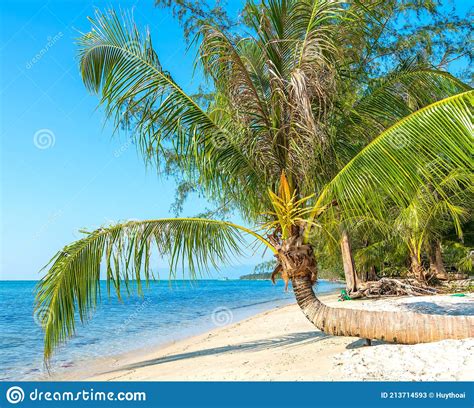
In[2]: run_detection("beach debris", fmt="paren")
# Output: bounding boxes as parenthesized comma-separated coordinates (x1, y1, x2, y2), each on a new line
(338, 289, 352, 301)
(348, 277, 439, 299)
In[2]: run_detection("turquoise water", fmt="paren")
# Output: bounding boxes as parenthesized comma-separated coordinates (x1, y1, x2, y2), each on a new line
(0, 279, 342, 380)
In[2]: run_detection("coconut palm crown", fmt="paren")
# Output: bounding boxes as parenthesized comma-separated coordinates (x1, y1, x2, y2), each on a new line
(36, 1, 473, 359)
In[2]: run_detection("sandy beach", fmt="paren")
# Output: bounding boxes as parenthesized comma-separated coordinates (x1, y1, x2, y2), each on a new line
(41, 293, 474, 382)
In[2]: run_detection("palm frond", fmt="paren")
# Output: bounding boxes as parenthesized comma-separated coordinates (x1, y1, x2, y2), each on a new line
(347, 64, 471, 139)
(199, 25, 270, 128)
(78, 9, 268, 221)
(35, 218, 273, 360)
(332, 64, 472, 168)
(78, 10, 204, 151)
(307, 90, 473, 237)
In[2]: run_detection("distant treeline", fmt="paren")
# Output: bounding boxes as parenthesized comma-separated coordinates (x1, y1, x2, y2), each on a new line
(240, 260, 278, 280)
(239, 272, 273, 280)
(240, 259, 344, 280)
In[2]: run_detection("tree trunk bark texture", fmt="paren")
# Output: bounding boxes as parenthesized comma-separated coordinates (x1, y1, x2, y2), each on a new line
(340, 230, 358, 293)
(430, 240, 448, 280)
(276, 236, 473, 343)
(292, 274, 474, 343)
(410, 252, 427, 283)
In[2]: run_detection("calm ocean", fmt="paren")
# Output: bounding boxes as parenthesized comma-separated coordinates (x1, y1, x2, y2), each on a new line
(0, 279, 342, 380)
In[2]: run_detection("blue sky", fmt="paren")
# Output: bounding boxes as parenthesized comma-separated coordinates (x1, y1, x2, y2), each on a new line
(0, 0, 257, 280)
(0, 0, 470, 280)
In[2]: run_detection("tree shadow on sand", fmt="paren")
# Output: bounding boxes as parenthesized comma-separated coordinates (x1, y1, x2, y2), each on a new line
(106, 331, 328, 372)
(402, 301, 474, 316)
(345, 338, 385, 349)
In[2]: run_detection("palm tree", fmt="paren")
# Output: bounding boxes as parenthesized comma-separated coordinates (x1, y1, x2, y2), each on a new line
(35, 1, 473, 360)
(351, 169, 472, 284)
(394, 169, 472, 283)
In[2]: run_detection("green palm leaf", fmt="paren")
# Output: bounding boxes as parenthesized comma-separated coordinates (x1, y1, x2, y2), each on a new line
(78, 9, 268, 220)
(308, 90, 473, 234)
(347, 65, 471, 140)
(199, 25, 270, 128)
(39, 2, 474, 361)
(35, 218, 274, 360)
(332, 64, 471, 169)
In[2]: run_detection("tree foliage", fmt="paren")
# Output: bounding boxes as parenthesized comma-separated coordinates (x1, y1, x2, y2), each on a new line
(35, 1, 473, 360)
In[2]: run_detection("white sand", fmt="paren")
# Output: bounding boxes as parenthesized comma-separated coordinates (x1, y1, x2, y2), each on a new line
(332, 338, 474, 381)
(44, 293, 474, 381)
(331, 294, 474, 381)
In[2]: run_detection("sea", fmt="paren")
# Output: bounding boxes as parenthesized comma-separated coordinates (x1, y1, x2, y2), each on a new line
(0, 279, 343, 380)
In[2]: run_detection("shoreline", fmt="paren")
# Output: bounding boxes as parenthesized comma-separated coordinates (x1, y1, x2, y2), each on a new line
(2, 280, 343, 381)
(37, 292, 336, 381)
(38, 293, 474, 381)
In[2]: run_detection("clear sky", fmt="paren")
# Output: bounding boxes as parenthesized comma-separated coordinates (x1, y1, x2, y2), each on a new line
(0, 0, 470, 280)
(0, 0, 258, 280)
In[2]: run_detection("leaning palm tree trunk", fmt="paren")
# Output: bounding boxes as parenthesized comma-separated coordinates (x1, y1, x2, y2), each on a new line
(340, 229, 358, 293)
(430, 240, 448, 280)
(280, 236, 473, 343)
(292, 273, 474, 343)
(35, 8, 473, 361)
